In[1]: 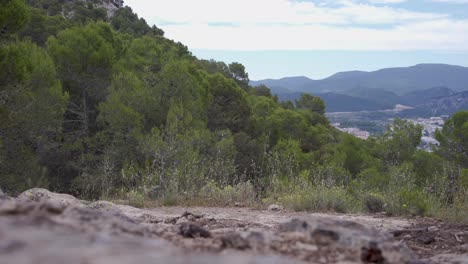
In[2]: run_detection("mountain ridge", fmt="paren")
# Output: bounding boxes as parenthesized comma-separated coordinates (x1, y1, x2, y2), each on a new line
(251, 63, 468, 95)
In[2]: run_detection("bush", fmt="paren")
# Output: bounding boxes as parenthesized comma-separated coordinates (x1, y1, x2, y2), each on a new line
(362, 193, 385, 213)
(430, 196, 468, 224)
(127, 190, 145, 208)
(278, 186, 358, 213)
(197, 181, 256, 207)
(428, 181, 468, 223)
(385, 188, 429, 216)
(152, 181, 257, 207)
(159, 194, 179, 207)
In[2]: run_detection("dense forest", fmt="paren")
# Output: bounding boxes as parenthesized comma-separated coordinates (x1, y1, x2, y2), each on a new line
(1, 0, 467, 221)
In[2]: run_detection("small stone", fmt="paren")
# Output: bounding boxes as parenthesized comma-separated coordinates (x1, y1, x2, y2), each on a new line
(295, 242, 318, 252)
(45, 200, 66, 214)
(427, 226, 439, 233)
(178, 223, 211, 238)
(88, 201, 114, 210)
(195, 217, 215, 226)
(163, 217, 178, 224)
(234, 202, 245, 208)
(418, 236, 436, 245)
(181, 211, 204, 220)
(176, 217, 189, 225)
(311, 228, 340, 245)
(279, 219, 309, 233)
(221, 233, 250, 250)
(267, 204, 284, 211)
(282, 231, 308, 241)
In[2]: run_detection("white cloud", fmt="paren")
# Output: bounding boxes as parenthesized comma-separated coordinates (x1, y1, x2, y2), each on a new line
(162, 20, 468, 51)
(124, 0, 468, 51)
(125, 0, 444, 25)
(432, 0, 468, 3)
(368, 0, 407, 3)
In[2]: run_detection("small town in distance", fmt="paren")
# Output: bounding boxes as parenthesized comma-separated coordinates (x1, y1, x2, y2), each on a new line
(333, 115, 447, 152)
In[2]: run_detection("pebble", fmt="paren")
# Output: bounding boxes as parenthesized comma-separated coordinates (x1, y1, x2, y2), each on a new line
(267, 204, 284, 211)
(176, 217, 190, 225)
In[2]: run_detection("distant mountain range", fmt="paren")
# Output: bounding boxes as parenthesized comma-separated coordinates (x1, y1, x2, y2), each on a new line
(251, 64, 468, 94)
(251, 64, 468, 115)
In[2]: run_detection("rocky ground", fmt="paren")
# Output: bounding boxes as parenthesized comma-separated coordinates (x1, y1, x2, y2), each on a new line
(0, 188, 466, 264)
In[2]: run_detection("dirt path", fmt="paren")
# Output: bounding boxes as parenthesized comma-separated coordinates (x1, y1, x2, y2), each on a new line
(144, 206, 467, 262)
(146, 206, 413, 230)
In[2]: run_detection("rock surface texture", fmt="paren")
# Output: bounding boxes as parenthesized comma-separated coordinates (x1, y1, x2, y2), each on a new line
(0, 188, 466, 264)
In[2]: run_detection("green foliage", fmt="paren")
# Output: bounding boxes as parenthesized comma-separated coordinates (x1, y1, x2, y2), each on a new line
(436, 110, 468, 167)
(127, 189, 145, 208)
(111, 6, 163, 36)
(296, 93, 326, 115)
(278, 185, 358, 213)
(19, 7, 71, 46)
(197, 181, 256, 207)
(228, 62, 249, 90)
(461, 169, 468, 189)
(207, 74, 251, 133)
(355, 167, 387, 190)
(386, 188, 430, 216)
(0, 40, 67, 192)
(67, 1, 107, 24)
(379, 118, 422, 165)
(362, 193, 385, 213)
(0, 0, 29, 37)
(254, 84, 273, 97)
(334, 134, 373, 176)
(384, 163, 429, 216)
(47, 21, 117, 138)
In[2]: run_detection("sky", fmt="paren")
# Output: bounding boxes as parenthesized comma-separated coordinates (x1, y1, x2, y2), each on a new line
(124, 0, 468, 80)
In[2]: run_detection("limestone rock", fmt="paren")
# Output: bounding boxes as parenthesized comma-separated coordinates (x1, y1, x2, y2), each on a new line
(18, 188, 83, 207)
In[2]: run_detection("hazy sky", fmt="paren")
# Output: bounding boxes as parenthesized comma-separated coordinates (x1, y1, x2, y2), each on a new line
(124, 0, 468, 80)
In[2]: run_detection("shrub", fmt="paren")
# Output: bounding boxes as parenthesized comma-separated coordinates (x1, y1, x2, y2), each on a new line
(127, 190, 145, 208)
(362, 193, 385, 213)
(278, 186, 358, 213)
(197, 181, 256, 207)
(430, 196, 468, 224)
(385, 188, 429, 216)
(428, 179, 468, 223)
